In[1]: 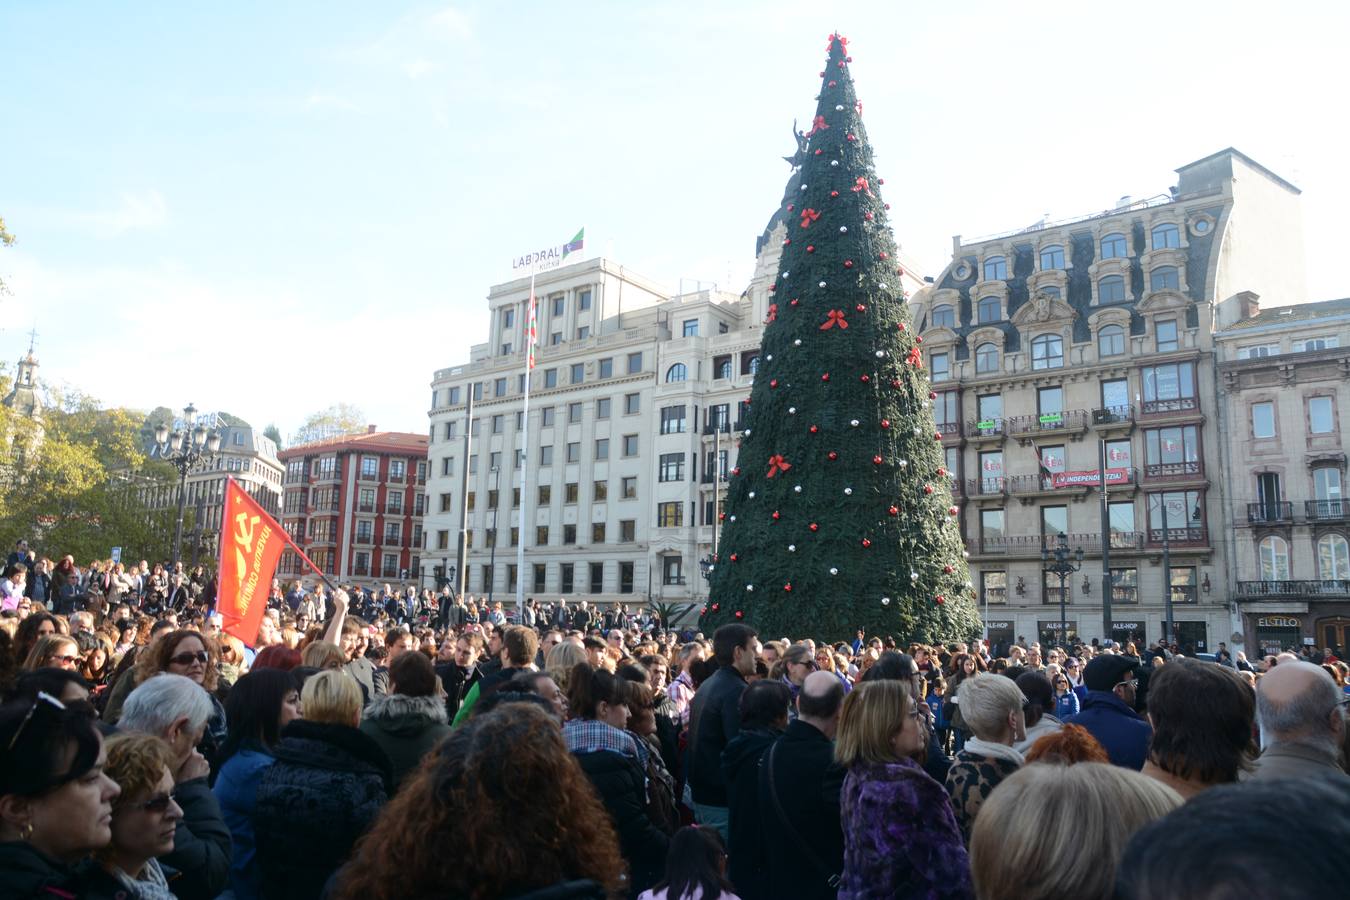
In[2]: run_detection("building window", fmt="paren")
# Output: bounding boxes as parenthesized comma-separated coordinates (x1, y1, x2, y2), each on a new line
(621, 476, 637, 499)
(571, 363, 584, 384)
(1309, 396, 1335, 434)
(659, 453, 685, 482)
(666, 363, 687, 383)
(490, 415, 503, 435)
(594, 480, 608, 501)
(599, 357, 613, 378)
(563, 524, 577, 545)
(1259, 536, 1290, 581)
(536, 486, 551, 508)
(540, 407, 555, 426)
(931, 304, 955, 329)
(1156, 319, 1178, 352)
(1031, 334, 1064, 370)
(714, 355, 732, 379)
(983, 256, 1007, 281)
(596, 397, 611, 419)
(565, 402, 581, 424)
(509, 527, 519, 547)
(589, 563, 604, 594)
(1110, 568, 1139, 604)
(1151, 223, 1181, 249)
(662, 556, 685, 586)
(539, 445, 554, 466)
(977, 296, 1001, 323)
(619, 561, 634, 594)
(930, 352, 950, 382)
(551, 295, 564, 317)
(742, 353, 760, 376)
(981, 508, 1005, 542)
(682, 319, 699, 337)
(487, 489, 498, 511)
(560, 563, 574, 593)
(1098, 324, 1125, 357)
(1041, 505, 1068, 538)
(576, 326, 590, 340)
(494, 377, 507, 397)
(624, 393, 641, 415)
(1098, 275, 1126, 303)
(620, 519, 635, 542)
(1043, 571, 1068, 607)
(657, 501, 683, 527)
(592, 522, 606, 543)
(533, 563, 547, 592)
(564, 483, 579, 504)
(627, 352, 643, 374)
(566, 442, 580, 463)
(975, 342, 999, 374)
(1040, 286, 1061, 299)
(1296, 336, 1340, 352)
(981, 571, 1007, 605)
(385, 522, 401, 544)
(544, 369, 558, 388)
(1039, 245, 1065, 270)
(593, 438, 609, 461)
(536, 525, 549, 546)
(360, 457, 378, 479)
(1100, 233, 1128, 259)
(1150, 266, 1180, 292)
(623, 435, 639, 456)
(1251, 402, 1276, 439)
(579, 290, 592, 311)
(1145, 425, 1200, 474)
(1317, 534, 1350, 579)
(1108, 500, 1136, 536)
(1141, 363, 1195, 408)
(660, 405, 687, 434)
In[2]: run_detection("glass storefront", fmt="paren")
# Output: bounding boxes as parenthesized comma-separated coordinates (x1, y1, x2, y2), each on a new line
(1111, 622, 1145, 648)
(1254, 615, 1301, 655)
(1038, 619, 1078, 649)
(984, 619, 1014, 657)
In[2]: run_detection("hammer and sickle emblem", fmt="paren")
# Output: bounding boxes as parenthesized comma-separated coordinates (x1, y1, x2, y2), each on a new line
(233, 513, 260, 581)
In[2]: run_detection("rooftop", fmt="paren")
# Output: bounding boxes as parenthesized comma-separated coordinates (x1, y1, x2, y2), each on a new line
(1220, 297, 1350, 332)
(279, 429, 429, 458)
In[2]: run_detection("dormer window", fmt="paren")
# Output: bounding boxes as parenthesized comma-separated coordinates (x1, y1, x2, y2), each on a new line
(975, 342, 1000, 374)
(1039, 245, 1065, 270)
(983, 256, 1008, 281)
(1151, 223, 1181, 249)
(1031, 334, 1064, 370)
(1150, 266, 1180, 291)
(1098, 275, 1126, 303)
(1098, 324, 1125, 357)
(977, 297, 1001, 323)
(1101, 233, 1128, 259)
(931, 304, 956, 329)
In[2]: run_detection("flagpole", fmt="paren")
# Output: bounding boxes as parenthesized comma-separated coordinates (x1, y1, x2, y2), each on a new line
(516, 269, 536, 619)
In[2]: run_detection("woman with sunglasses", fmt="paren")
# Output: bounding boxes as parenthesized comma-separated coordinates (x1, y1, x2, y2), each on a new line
(22, 634, 82, 672)
(1053, 670, 1081, 719)
(117, 631, 228, 768)
(0, 693, 122, 898)
(89, 732, 184, 899)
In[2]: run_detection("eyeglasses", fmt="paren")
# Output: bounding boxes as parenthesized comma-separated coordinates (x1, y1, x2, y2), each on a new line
(138, 791, 177, 813)
(169, 651, 209, 666)
(6, 692, 66, 751)
(51, 654, 82, 665)
(1114, 678, 1139, 690)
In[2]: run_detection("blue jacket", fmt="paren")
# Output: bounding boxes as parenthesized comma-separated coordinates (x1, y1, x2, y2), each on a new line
(1065, 691, 1151, 770)
(213, 745, 275, 900)
(1053, 691, 1080, 719)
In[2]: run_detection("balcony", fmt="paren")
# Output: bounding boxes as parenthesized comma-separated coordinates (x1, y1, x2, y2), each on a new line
(386, 505, 404, 516)
(312, 468, 341, 483)
(973, 532, 1145, 558)
(702, 422, 732, 436)
(699, 472, 729, 485)
(1007, 410, 1088, 443)
(1008, 473, 1088, 500)
(352, 565, 369, 577)
(353, 533, 374, 546)
(357, 502, 375, 513)
(1236, 579, 1350, 600)
(1091, 405, 1135, 436)
(1306, 499, 1349, 522)
(966, 419, 1006, 445)
(1247, 502, 1293, 525)
(937, 421, 964, 445)
(981, 587, 1007, 605)
(1143, 460, 1205, 485)
(966, 477, 1007, 499)
(1139, 397, 1201, 421)
(1147, 526, 1209, 547)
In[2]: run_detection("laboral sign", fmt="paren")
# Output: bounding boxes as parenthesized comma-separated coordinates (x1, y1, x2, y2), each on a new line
(512, 227, 585, 273)
(1052, 468, 1130, 488)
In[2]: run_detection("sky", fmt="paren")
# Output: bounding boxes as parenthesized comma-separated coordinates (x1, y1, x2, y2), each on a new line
(2, 1, 1347, 440)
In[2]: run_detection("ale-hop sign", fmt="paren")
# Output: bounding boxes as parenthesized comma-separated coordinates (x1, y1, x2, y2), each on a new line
(511, 227, 586, 273)
(1052, 468, 1131, 488)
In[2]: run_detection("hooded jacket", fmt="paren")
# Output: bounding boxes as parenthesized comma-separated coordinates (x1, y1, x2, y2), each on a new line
(359, 693, 452, 785)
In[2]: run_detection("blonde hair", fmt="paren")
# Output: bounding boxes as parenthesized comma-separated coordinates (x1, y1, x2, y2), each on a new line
(971, 762, 1182, 900)
(957, 673, 1024, 739)
(302, 669, 363, 725)
(834, 680, 911, 768)
(103, 732, 177, 811)
(23, 634, 80, 671)
(545, 641, 588, 692)
(301, 640, 346, 671)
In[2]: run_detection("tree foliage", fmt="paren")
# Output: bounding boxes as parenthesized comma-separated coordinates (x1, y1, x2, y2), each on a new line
(262, 423, 283, 448)
(0, 215, 13, 295)
(289, 403, 367, 446)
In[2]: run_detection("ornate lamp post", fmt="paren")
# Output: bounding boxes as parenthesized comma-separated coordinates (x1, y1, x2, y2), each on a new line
(153, 403, 221, 568)
(1041, 533, 1084, 651)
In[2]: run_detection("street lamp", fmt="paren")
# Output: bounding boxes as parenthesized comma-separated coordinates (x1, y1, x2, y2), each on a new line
(153, 403, 222, 569)
(486, 466, 500, 605)
(698, 555, 716, 580)
(1041, 534, 1084, 651)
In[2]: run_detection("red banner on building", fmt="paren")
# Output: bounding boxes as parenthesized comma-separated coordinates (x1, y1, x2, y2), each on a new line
(217, 478, 287, 646)
(1051, 468, 1130, 488)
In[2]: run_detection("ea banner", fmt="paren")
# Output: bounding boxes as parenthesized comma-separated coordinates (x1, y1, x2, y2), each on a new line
(217, 478, 286, 645)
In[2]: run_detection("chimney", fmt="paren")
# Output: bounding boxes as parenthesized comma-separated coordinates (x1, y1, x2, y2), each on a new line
(367, 424, 377, 434)
(1236, 291, 1261, 320)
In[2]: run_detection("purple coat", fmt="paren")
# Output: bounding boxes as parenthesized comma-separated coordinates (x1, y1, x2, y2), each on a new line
(838, 757, 974, 900)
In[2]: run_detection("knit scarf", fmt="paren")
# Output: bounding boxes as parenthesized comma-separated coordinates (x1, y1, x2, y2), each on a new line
(963, 737, 1025, 766)
(108, 858, 176, 900)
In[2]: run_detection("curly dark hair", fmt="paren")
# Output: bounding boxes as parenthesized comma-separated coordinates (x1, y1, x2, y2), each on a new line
(334, 703, 625, 900)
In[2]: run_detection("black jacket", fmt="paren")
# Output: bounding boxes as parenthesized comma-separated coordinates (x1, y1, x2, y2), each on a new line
(435, 662, 482, 720)
(0, 842, 119, 900)
(572, 749, 668, 897)
(161, 774, 232, 900)
(686, 665, 747, 806)
(344, 656, 388, 706)
(254, 720, 393, 900)
(759, 720, 846, 900)
(721, 727, 779, 900)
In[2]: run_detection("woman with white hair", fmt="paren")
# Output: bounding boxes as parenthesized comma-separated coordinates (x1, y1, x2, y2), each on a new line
(944, 673, 1026, 842)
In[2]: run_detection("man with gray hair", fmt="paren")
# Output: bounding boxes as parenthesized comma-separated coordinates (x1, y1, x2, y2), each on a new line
(1252, 660, 1348, 781)
(120, 674, 231, 899)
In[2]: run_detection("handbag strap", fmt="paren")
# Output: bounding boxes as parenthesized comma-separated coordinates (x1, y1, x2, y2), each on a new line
(763, 740, 841, 889)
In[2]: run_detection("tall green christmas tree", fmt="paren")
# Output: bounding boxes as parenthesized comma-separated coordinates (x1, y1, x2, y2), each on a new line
(700, 34, 981, 644)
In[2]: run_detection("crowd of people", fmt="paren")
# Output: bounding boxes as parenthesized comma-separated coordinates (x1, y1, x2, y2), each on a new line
(2, 538, 1349, 899)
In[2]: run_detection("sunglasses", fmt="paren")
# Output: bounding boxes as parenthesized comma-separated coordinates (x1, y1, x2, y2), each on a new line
(169, 651, 209, 666)
(52, 654, 82, 665)
(7, 692, 65, 751)
(138, 791, 177, 813)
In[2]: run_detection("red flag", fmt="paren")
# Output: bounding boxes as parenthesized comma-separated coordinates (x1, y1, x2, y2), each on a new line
(217, 478, 287, 646)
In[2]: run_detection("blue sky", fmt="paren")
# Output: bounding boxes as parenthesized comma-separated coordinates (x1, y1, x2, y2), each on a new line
(2, 1, 1346, 439)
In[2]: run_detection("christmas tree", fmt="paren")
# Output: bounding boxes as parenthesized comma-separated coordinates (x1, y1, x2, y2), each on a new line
(700, 34, 981, 644)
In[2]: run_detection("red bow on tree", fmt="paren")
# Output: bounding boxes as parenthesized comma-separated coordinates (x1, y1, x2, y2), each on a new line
(799, 208, 821, 228)
(764, 303, 778, 324)
(765, 454, 793, 478)
(852, 177, 872, 197)
(827, 33, 849, 52)
(804, 115, 830, 137)
(855, 100, 864, 117)
(906, 346, 923, 367)
(820, 309, 849, 331)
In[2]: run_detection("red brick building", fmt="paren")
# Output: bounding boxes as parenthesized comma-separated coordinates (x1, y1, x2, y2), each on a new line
(277, 428, 429, 586)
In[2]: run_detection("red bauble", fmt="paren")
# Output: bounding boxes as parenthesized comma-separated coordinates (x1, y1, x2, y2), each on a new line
(934, 432, 943, 441)
(879, 251, 889, 259)
(936, 467, 947, 477)
(730, 553, 738, 562)
(897, 322, 907, 331)
(864, 212, 874, 221)
(928, 391, 937, 400)
(701, 606, 708, 615)
(830, 190, 840, 198)
(878, 177, 884, 184)
(821, 373, 830, 382)
(735, 610, 744, 619)
(809, 424, 819, 434)
(948, 506, 959, 516)
(916, 335, 924, 344)
(846, 134, 856, 142)
(769, 379, 779, 388)
(771, 510, 780, 520)
(923, 484, 935, 495)
(732, 467, 741, 476)
(712, 603, 720, 611)
(828, 80, 837, 86)
(862, 538, 871, 548)
(719, 513, 726, 521)
(790, 298, 799, 306)
(806, 245, 815, 253)
(890, 379, 902, 388)
(809, 523, 819, 532)
(843, 260, 854, 268)
(827, 451, 838, 461)
(888, 505, 899, 516)
(783, 238, 791, 246)
(872, 455, 883, 465)
(860, 375, 870, 383)
(880, 419, 891, 429)
(935, 595, 945, 605)
(768, 285, 776, 293)
(943, 565, 954, 574)
(885, 203, 891, 210)
(855, 303, 866, 312)
(784, 583, 792, 592)
(813, 149, 822, 156)
(787, 204, 795, 212)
